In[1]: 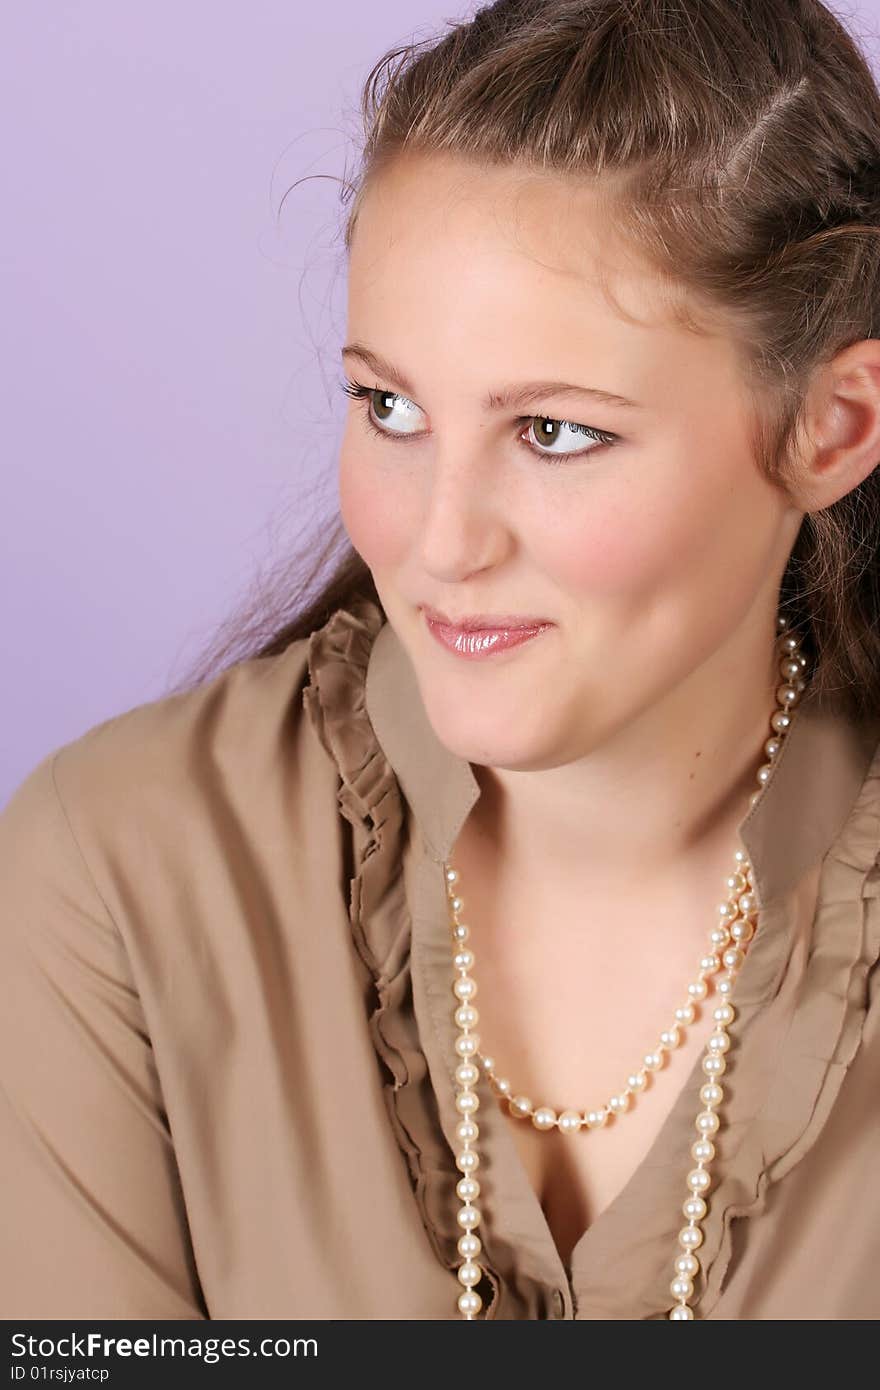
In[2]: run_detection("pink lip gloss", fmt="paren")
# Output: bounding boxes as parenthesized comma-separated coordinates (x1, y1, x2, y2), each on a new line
(424, 613, 553, 659)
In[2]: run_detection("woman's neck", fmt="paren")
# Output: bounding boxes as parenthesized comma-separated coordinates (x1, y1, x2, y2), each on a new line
(464, 648, 779, 893)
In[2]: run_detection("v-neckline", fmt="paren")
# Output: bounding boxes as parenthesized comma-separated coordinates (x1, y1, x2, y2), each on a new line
(408, 840, 805, 1319)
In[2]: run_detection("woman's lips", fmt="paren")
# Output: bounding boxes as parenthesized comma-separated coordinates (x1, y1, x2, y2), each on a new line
(423, 612, 553, 659)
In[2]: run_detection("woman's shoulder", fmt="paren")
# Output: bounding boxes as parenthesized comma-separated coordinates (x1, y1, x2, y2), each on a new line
(1, 597, 388, 900)
(12, 633, 314, 829)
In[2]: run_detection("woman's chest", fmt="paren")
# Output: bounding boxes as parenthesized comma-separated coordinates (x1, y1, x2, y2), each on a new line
(475, 979, 722, 1268)
(490, 1015, 716, 1268)
(446, 836, 733, 1267)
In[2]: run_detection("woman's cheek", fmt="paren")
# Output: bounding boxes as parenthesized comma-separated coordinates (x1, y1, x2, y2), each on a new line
(529, 492, 674, 598)
(529, 435, 744, 601)
(338, 447, 413, 570)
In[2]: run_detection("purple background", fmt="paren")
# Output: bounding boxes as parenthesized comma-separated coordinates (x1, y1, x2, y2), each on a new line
(2, 2, 879, 805)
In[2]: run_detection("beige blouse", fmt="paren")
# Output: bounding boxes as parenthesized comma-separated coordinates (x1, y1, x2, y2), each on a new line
(2, 594, 880, 1320)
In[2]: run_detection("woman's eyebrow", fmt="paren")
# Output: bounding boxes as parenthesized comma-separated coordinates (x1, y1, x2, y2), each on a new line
(341, 342, 643, 411)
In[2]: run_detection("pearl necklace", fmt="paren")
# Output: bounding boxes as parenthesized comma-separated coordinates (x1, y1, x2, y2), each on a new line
(443, 615, 809, 1319)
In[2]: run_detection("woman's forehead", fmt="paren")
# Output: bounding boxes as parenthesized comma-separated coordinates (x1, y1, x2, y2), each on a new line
(347, 151, 709, 341)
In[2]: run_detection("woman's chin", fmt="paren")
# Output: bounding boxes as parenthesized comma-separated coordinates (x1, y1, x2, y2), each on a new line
(422, 700, 565, 772)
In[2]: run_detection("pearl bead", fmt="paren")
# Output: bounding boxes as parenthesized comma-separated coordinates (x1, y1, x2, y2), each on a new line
(458, 1261, 481, 1287)
(609, 1091, 631, 1114)
(671, 1275, 694, 1300)
(452, 923, 470, 943)
(730, 918, 754, 943)
(585, 1108, 608, 1129)
(770, 709, 792, 733)
(457, 1177, 480, 1202)
(692, 1139, 715, 1163)
(687, 979, 708, 1001)
(756, 763, 773, 786)
(457, 1150, 480, 1172)
(722, 947, 745, 971)
(453, 975, 477, 1001)
(509, 1095, 532, 1118)
(453, 948, 475, 972)
(627, 1070, 648, 1091)
(455, 1005, 478, 1029)
(494, 1077, 512, 1096)
(713, 1003, 735, 1025)
(450, 895, 464, 913)
(458, 1233, 481, 1258)
(458, 1290, 482, 1316)
(455, 1090, 480, 1114)
(676, 1253, 699, 1277)
(716, 977, 734, 996)
(457, 1205, 481, 1230)
(455, 1033, 479, 1057)
(764, 735, 782, 758)
(558, 1109, 583, 1133)
(777, 683, 799, 706)
(700, 1083, 723, 1107)
(683, 1196, 707, 1220)
(692, 1106, 722, 1128)
(445, 867, 460, 885)
(480, 1055, 495, 1072)
(707, 1030, 730, 1055)
(702, 1054, 726, 1076)
(455, 1262, 483, 1289)
(532, 1106, 557, 1130)
(669, 1304, 694, 1319)
(725, 871, 747, 894)
(455, 1062, 479, 1087)
(675, 1003, 696, 1025)
(780, 634, 799, 653)
(679, 1224, 704, 1250)
(737, 891, 756, 915)
(699, 954, 721, 975)
(456, 1119, 478, 1143)
(709, 925, 730, 948)
(644, 1051, 663, 1071)
(718, 901, 737, 921)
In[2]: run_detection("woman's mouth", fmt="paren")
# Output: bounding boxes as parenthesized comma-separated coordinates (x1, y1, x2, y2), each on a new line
(422, 612, 554, 659)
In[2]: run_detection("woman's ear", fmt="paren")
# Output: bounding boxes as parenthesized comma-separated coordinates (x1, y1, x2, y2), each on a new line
(788, 338, 880, 514)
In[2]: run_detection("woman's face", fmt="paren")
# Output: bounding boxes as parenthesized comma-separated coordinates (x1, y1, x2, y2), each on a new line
(338, 150, 802, 771)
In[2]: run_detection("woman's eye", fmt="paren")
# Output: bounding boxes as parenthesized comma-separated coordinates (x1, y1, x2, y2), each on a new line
(340, 377, 618, 462)
(522, 415, 617, 459)
(346, 382, 424, 436)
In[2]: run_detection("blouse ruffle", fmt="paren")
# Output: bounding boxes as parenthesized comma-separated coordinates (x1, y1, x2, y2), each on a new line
(693, 744, 880, 1314)
(301, 596, 499, 1313)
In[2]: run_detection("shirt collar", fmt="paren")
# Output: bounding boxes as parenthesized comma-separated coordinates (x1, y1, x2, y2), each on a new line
(365, 615, 880, 905)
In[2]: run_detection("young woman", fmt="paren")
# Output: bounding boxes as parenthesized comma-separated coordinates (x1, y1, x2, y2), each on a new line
(3, 0, 880, 1321)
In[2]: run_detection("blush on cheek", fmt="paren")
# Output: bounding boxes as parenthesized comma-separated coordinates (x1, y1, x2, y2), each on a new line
(337, 452, 411, 571)
(535, 436, 750, 603)
(535, 505, 672, 598)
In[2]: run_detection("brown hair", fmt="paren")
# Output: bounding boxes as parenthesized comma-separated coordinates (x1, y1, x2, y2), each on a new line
(172, 0, 880, 720)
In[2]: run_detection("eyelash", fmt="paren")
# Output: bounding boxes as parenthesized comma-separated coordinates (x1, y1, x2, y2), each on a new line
(340, 377, 618, 464)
